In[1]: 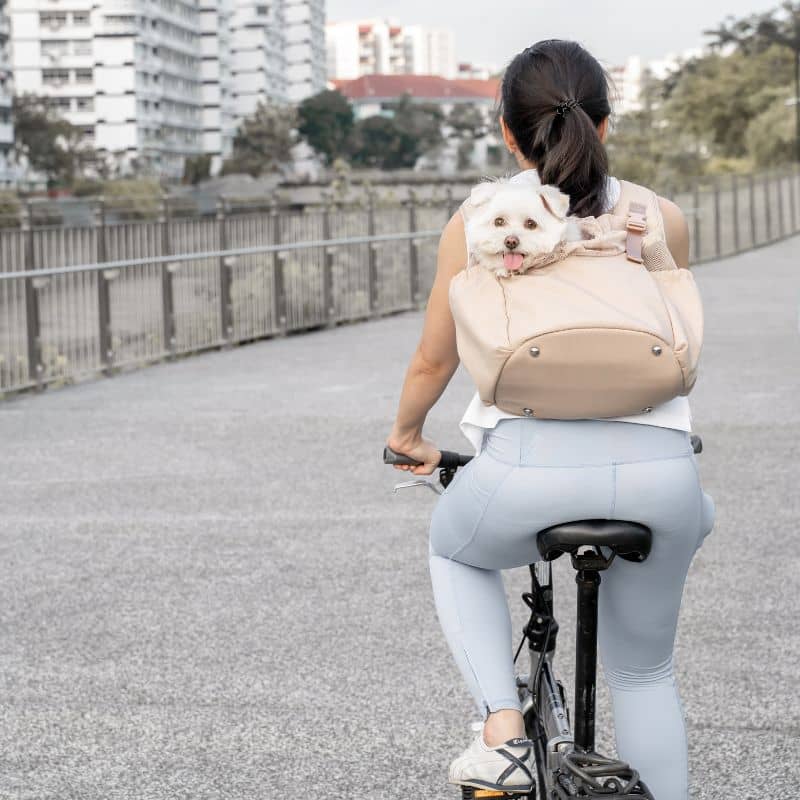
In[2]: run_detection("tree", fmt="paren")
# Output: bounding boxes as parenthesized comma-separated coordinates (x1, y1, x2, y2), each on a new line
(221, 100, 297, 177)
(446, 103, 487, 170)
(12, 94, 98, 188)
(388, 93, 444, 156)
(182, 154, 212, 185)
(297, 89, 355, 165)
(704, 1, 800, 162)
(349, 93, 444, 170)
(349, 116, 413, 169)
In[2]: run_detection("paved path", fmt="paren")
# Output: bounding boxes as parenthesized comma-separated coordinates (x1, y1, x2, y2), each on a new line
(1, 237, 798, 799)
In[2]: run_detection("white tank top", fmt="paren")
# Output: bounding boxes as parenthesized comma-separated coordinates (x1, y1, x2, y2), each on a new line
(457, 168, 693, 453)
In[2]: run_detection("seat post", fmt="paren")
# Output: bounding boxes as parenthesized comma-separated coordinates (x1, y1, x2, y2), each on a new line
(573, 563, 601, 753)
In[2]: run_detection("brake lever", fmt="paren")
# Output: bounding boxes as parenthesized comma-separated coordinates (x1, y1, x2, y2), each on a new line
(392, 478, 443, 496)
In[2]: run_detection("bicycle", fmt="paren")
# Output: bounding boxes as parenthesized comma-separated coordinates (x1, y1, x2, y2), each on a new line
(383, 433, 703, 800)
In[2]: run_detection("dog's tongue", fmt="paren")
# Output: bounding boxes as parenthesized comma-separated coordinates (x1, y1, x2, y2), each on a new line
(503, 252, 524, 271)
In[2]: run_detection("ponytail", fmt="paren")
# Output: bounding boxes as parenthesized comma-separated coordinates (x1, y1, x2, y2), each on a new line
(499, 40, 613, 219)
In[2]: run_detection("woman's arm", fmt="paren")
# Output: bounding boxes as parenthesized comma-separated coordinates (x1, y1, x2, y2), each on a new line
(657, 196, 690, 269)
(386, 209, 468, 474)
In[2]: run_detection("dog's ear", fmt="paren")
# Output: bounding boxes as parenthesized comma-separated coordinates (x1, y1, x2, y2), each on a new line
(468, 180, 500, 208)
(539, 185, 571, 220)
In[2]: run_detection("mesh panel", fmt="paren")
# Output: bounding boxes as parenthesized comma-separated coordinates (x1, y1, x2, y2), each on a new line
(642, 239, 678, 272)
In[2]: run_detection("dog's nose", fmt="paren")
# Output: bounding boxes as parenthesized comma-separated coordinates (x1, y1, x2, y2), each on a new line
(504, 235, 519, 250)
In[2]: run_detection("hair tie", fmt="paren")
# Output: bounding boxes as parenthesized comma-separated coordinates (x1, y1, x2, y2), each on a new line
(555, 98, 581, 117)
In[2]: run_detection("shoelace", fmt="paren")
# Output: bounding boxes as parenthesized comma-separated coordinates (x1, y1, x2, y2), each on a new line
(492, 739, 534, 786)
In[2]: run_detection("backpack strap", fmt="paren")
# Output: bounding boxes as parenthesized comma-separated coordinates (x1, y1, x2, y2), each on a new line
(625, 201, 647, 264)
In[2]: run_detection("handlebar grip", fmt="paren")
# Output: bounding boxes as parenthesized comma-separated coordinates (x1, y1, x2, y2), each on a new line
(383, 446, 473, 468)
(383, 445, 421, 466)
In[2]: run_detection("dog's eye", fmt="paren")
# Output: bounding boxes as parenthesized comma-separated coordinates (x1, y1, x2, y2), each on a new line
(525, 219, 538, 230)
(494, 217, 505, 227)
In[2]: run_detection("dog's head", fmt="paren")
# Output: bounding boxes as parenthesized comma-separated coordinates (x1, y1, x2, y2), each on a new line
(464, 178, 572, 274)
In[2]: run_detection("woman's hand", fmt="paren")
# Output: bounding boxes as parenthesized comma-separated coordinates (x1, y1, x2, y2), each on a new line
(386, 432, 442, 476)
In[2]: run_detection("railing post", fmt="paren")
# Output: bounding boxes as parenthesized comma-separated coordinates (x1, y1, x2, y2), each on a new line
(160, 195, 176, 355)
(748, 172, 757, 247)
(408, 190, 420, 308)
(763, 171, 773, 242)
(789, 163, 798, 234)
(95, 197, 113, 372)
(713, 176, 721, 257)
(22, 202, 42, 388)
(692, 182, 702, 262)
(271, 199, 287, 331)
(321, 201, 335, 324)
(367, 189, 379, 314)
(445, 185, 456, 219)
(217, 198, 233, 343)
(731, 174, 740, 254)
(775, 168, 785, 239)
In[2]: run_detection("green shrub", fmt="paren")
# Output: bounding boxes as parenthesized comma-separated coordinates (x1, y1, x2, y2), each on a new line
(103, 178, 162, 220)
(0, 191, 21, 229)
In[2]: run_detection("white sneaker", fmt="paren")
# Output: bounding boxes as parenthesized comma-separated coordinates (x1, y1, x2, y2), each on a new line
(448, 733, 535, 794)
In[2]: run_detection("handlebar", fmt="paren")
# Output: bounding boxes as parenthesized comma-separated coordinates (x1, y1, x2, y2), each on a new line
(383, 446, 473, 469)
(384, 434, 703, 469)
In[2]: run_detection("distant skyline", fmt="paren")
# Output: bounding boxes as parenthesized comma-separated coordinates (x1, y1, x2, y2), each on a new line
(327, 0, 782, 69)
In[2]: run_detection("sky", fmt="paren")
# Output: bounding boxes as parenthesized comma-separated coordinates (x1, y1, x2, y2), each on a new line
(327, 0, 783, 68)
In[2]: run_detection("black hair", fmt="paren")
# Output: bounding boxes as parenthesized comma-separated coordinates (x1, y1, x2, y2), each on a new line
(498, 39, 613, 219)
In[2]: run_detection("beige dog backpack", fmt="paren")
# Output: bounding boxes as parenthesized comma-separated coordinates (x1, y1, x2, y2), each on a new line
(449, 179, 704, 420)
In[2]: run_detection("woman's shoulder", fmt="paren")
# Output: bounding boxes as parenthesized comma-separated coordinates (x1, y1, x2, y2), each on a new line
(611, 176, 689, 268)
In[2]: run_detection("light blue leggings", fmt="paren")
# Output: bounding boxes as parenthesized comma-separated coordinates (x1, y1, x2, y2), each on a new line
(428, 417, 716, 800)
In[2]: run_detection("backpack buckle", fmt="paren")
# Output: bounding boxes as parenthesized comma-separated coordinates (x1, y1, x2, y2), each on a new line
(626, 212, 647, 233)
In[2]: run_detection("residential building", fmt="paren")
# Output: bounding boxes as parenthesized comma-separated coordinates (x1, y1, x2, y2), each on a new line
(8, 0, 205, 178)
(457, 61, 498, 81)
(0, 0, 14, 186)
(332, 73, 501, 170)
(200, 0, 237, 172)
(229, 0, 288, 119)
(608, 56, 644, 115)
(286, 0, 326, 103)
(326, 18, 456, 81)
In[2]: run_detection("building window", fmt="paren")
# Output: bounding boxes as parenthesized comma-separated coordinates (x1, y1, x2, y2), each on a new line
(75, 68, 93, 83)
(76, 97, 94, 111)
(42, 69, 70, 86)
(40, 12, 68, 28)
(72, 12, 90, 26)
(74, 40, 92, 56)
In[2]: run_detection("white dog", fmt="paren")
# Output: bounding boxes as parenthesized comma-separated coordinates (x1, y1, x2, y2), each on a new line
(464, 173, 582, 277)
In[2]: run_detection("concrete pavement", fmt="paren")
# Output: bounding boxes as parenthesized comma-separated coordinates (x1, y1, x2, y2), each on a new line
(1, 235, 798, 798)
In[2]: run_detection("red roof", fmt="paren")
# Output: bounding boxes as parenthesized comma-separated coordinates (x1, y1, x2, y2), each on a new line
(331, 74, 500, 102)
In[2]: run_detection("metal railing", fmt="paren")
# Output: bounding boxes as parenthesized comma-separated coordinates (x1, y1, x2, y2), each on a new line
(1, 165, 798, 395)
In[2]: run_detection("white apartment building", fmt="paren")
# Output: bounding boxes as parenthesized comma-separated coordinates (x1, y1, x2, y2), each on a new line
(9, 0, 205, 179)
(0, 0, 14, 186)
(229, 0, 288, 119)
(200, 0, 236, 172)
(285, 0, 325, 103)
(608, 56, 644, 115)
(5, 0, 328, 180)
(326, 18, 456, 81)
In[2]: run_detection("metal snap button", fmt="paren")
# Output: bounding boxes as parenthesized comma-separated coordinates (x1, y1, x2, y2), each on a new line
(529, 347, 540, 358)
(651, 345, 662, 356)
(522, 408, 534, 416)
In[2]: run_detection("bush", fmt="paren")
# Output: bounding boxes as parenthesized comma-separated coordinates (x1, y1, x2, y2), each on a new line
(103, 178, 163, 220)
(0, 191, 21, 229)
(71, 178, 104, 197)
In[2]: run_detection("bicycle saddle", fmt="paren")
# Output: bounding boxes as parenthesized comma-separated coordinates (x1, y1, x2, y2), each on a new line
(537, 519, 652, 563)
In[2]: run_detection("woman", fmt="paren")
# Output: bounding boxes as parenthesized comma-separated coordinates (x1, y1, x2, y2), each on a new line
(385, 40, 716, 800)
